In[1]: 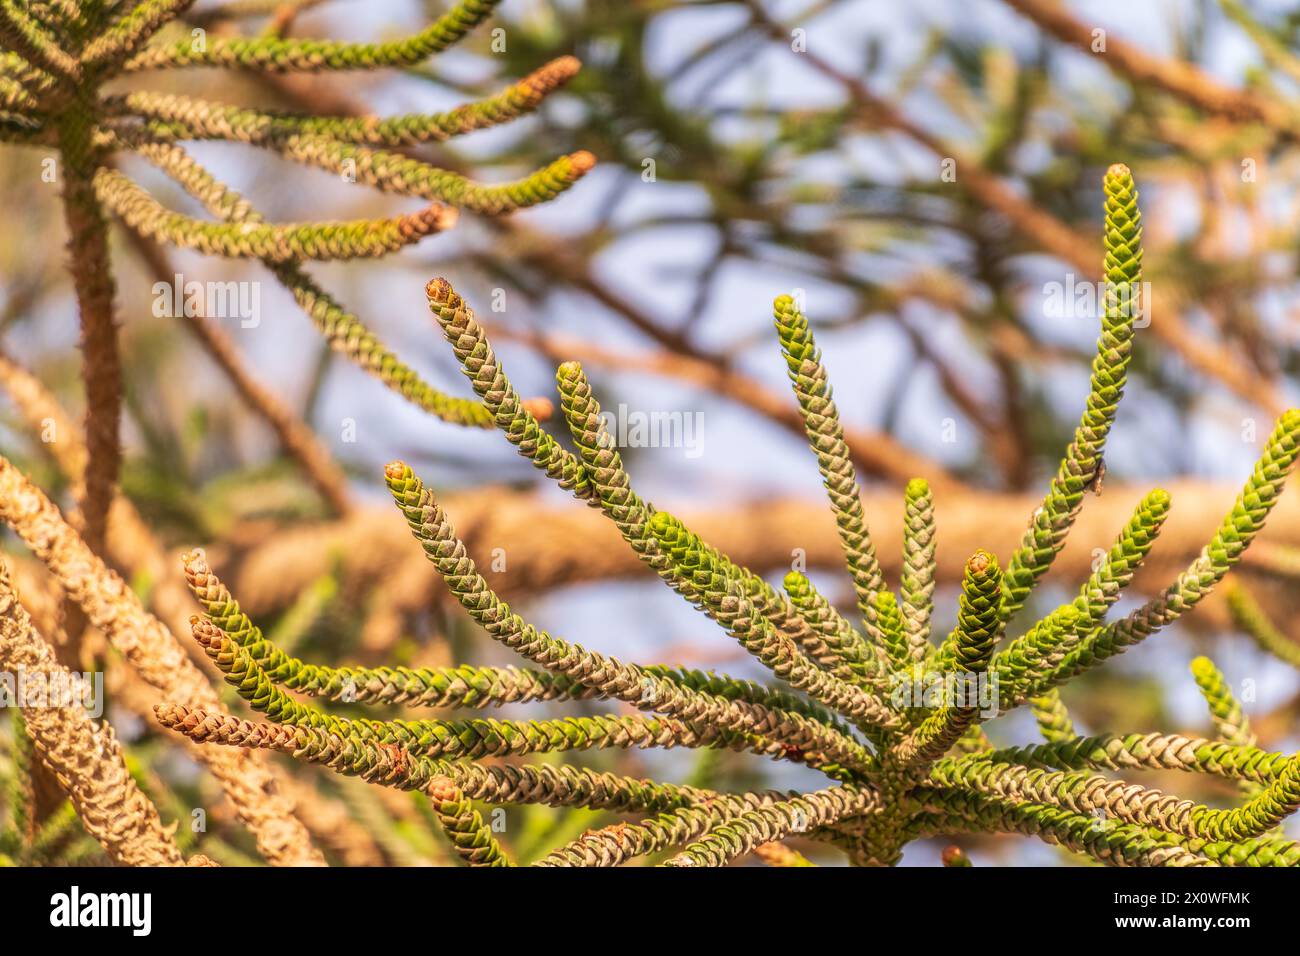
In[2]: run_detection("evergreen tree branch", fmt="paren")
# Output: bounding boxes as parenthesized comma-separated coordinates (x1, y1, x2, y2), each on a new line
(124, 0, 502, 73)
(0, 559, 185, 865)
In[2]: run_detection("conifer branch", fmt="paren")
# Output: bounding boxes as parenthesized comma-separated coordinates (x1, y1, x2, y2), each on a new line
(1225, 581, 1300, 668)
(773, 293, 883, 634)
(0, 559, 185, 865)
(1028, 689, 1077, 744)
(426, 776, 513, 867)
(916, 790, 1213, 866)
(662, 785, 876, 868)
(965, 734, 1290, 784)
(900, 478, 936, 661)
(183, 546, 854, 733)
(0, 453, 323, 865)
(555, 358, 870, 687)
(875, 590, 909, 673)
(12, 132, 1290, 866)
(123, 136, 499, 427)
(155, 703, 811, 822)
(190, 614, 800, 765)
(0, 0, 78, 81)
(1190, 656, 1255, 749)
(81, 0, 196, 71)
(384, 462, 879, 771)
(110, 92, 596, 212)
(536, 796, 760, 867)
(782, 571, 882, 684)
(1037, 410, 1300, 690)
(893, 551, 1000, 768)
(999, 164, 1142, 624)
(647, 510, 899, 732)
(138, 162, 1294, 865)
(95, 166, 457, 262)
(111, 56, 580, 147)
(123, 0, 503, 73)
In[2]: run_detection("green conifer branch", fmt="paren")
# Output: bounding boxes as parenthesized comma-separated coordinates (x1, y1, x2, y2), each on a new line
(915, 789, 1211, 866)
(384, 462, 879, 771)
(536, 796, 759, 867)
(1169, 832, 1300, 867)
(1028, 688, 1077, 743)
(773, 293, 883, 635)
(990, 489, 1172, 699)
(875, 590, 909, 673)
(999, 163, 1142, 624)
(110, 92, 595, 212)
(1036, 410, 1300, 690)
(187, 557, 853, 731)
(1190, 656, 1255, 747)
(110, 55, 580, 147)
(123, 0, 502, 73)
(426, 776, 513, 867)
(900, 477, 937, 660)
(184, 551, 846, 729)
(120, 159, 1300, 866)
(893, 551, 1000, 768)
(182, 549, 854, 747)
(1224, 580, 1300, 668)
(268, 135, 595, 214)
(80, 0, 196, 71)
(782, 571, 884, 685)
(662, 785, 876, 867)
(0, 70, 37, 111)
(553, 359, 873, 689)
(961, 733, 1290, 783)
(647, 510, 899, 732)
(991, 606, 1083, 707)
(443, 761, 759, 817)
(155, 703, 804, 819)
(94, 165, 456, 262)
(1073, 489, 1172, 628)
(3, 0, 594, 454)
(426, 277, 595, 494)
(929, 753, 1300, 844)
(0, 49, 57, 104)
(124, 136, 495, 426)
(189, 614, 830, 767)
(0, 0, 79, 81)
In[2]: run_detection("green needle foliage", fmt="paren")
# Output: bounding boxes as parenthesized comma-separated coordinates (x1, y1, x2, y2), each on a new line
(0, 0, 594, 553)
(147, 163, 1300, 866)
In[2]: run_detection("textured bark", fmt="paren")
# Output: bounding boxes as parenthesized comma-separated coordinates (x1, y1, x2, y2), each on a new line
(0, 453, 325, 866)
(57, 99, 121, 567)
(0, 562, 184, 866)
